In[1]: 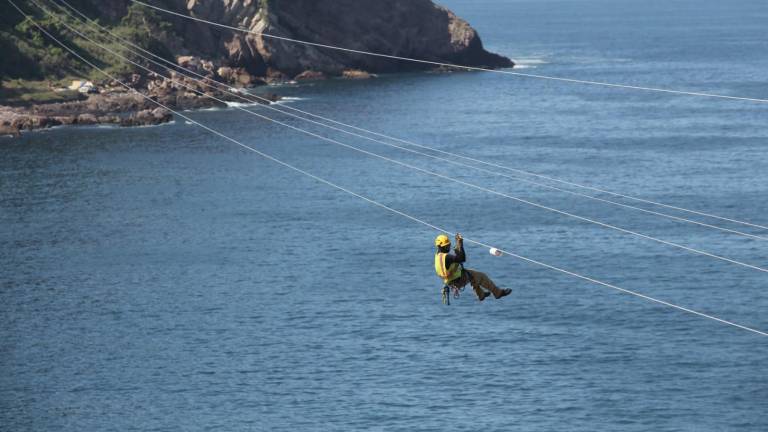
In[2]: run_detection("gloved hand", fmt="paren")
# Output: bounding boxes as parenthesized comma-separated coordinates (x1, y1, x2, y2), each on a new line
(455, 233, 463, 242)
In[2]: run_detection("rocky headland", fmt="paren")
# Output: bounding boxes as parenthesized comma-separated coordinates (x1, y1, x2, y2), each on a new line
(0, 73, 280, 137)
(0, 0, 513, 136)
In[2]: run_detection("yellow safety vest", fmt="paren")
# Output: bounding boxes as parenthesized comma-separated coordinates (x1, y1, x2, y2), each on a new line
(435, 252, 462, 284)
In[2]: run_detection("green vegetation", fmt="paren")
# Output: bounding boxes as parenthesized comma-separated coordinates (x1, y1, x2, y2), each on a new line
(0, 1, 185, 105)
(0, 78, 85, 106)
(259, 0, 271, 22)
(1, 1, 180, 82)
(99, 3, 178, 78)
(6, 16, 93, 78)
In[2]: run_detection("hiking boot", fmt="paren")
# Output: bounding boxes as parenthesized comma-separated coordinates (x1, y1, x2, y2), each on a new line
(478, 291, 492, 301)
(494, 288, 512, 299)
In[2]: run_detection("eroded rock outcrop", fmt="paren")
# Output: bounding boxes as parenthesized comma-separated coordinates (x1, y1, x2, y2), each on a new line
(0, 79, 280, 134)
(294, 70, 326, 81)
(180, 0, 513, 78)
(1, 0, 511, 135)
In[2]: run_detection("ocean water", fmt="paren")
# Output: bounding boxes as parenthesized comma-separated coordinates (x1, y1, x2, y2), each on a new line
(2, 0, 768, 430)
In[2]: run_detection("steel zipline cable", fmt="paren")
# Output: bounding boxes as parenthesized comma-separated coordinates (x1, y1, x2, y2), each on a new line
(32, 0, 768, 275)
(43, 0, 768, 242)
(129, 0, 768, 105)
(8, 0, 767, 337)
(61, 0, 768, 234)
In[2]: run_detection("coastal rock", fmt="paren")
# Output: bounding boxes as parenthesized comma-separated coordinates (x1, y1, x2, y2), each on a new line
(0, 93, 177, 134)
(49, 0, 510, 80)
(53, 116, 76, 125)
(0, 121, 20, 137)
(183, 0, 513, 77)
(29, 116, 61, 129)
(98, 115, 120, 124)
(128, 73, 144, 87)
(236, 70, 255, 86)
(77, 113, 99, 125)
(145, 108, 172, 124)
(294, 70, 326, 81)
(177, 56, 215, 75)
(152, 107, 172, 119)
(120, 108, 173, 127)
(216, 66, 234, 81)
(1, 0, 507, 136)
(264, 68, 290, 84)
(177, 56, 200, 69)
(341, 70, 375, 80)
(216, 66, 265, 87)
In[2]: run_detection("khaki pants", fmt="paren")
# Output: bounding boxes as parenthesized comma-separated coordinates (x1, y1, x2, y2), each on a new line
(449, 269, 504, 299)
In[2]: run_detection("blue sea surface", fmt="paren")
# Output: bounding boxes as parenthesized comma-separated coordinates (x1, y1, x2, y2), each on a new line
(2, 0, 768, 430)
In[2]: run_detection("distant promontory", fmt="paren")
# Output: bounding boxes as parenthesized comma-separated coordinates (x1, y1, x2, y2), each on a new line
(1, 0, 513, 135)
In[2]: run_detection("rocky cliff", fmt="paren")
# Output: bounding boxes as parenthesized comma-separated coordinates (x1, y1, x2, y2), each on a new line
(1, 0, 512, 82)
(1, 0, 512, 135)
(179, 0, 513, 78)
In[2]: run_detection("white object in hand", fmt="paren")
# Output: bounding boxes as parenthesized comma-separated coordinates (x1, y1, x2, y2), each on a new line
(489, 247, 502, 257)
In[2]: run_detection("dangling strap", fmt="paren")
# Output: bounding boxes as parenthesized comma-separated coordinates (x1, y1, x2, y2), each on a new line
(441, 285, 451, 305)
(441, 267, 469, 305)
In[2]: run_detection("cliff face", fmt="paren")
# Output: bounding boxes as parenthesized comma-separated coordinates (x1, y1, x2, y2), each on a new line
(1, 0, 512, 134)
(180, 0, 512, 77)
(1, 0, 512, 81)
(186, 0, 512, 76)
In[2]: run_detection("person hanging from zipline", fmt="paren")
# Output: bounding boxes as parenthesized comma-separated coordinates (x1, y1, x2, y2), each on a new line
(434, 233, 512, 301)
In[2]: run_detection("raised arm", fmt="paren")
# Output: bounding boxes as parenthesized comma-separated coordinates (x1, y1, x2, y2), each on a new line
(452, 233, 466, 263)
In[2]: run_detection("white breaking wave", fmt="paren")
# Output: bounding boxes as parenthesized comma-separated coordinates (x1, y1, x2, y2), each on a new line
(268, 80, 299, 87)
(194, 101, 261, 111)
(135, 120, 176, 128)
(512, 58, 549, 69)
(194, 106, 223, 112)
(225, 101, 262, 108)
(96, 120, 177, 129)
(274, 96, 306, 105)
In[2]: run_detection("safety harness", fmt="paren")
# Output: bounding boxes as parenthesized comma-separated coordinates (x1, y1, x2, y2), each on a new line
(439, 264, 473, 305)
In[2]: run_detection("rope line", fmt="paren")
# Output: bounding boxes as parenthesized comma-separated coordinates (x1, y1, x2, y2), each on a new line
(130, 0, 768, 104)
(35, 0, 768, 276)
(48, 0, 768, 243)
(131, 0, 768, 230)
(48, 0, 768, 237)
(10, 0, 767, 337)
(130, 0, 768, 231)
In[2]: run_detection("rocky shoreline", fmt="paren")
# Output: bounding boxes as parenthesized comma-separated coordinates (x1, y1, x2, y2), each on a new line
(0, 66, 387, 137)
(0, 71, 281, 137)
(0, 64, 445, 137)
(0, 103, 173, 136)
(1, 0, 514, 138)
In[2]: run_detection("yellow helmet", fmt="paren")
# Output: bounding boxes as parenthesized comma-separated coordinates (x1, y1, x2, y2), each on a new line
(435, 234, 451, 248)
